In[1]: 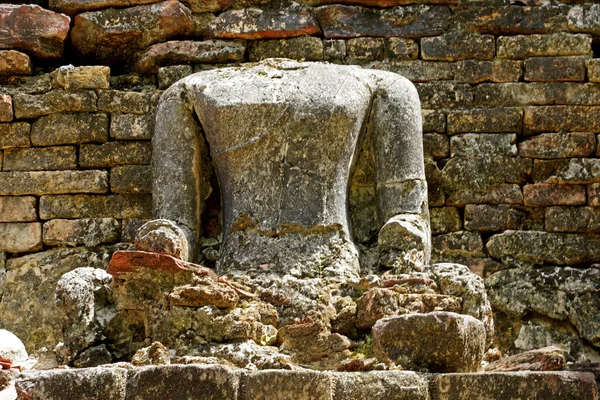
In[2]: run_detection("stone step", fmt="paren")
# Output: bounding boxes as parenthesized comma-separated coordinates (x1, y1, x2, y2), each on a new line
(14, 365, 598, 400)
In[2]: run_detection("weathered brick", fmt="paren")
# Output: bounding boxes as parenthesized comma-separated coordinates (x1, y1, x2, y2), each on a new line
(443, 157, 531, 189)
(415, 82, 473, 109)
(423, 133, 449, 159)
(323, 39, 345, 62)
(157, 65, 193, 90)
(588, 182, 600, 206)
(52, 65, 110, 90)
(588, 59, 600, 83)
(524, 56, 587, 82)
(0, 122, 29, 149)
(0, 222, 42, 253)
(432, 231, 484, 258)
(447, 108, 522, 134)
(31, 113, 108, 146)
(80, 141, 151, 168)
(384, 37, 418, 60)
(457, 6, 567, 35)
(497, 33, 592, 59)
(375, 61, 453, 82)
(446, 184, 523, 207)
(568, 4, 600, 35)
(430, 207, 461, 235)
(13, 90, 98, 119)
(249, 36, 323, 62)
(0, 50, 32, 76)
(523, 106, 600, 134)
(421, 33, 494, 61)
(39, 194, 152, 219)
(0, 171, 108, 195)
(110, 113, 153, 141)
(0, 94, 12, 122)
(0, 196, 36, 222)
(315, 5, 452, 39)
(519, 132, 596, 158)
(110, 165, 152, 194)
(97, 90, 149, 114)
(43, 218, 120, 246)
(450, 133, 516, 157)
(3, 146, 76, 171)
(465, 204, 525, 232)
(422, 110, 445, 133)
(523, 183, 586, 206)
(532, 159, 600, 184)
(454, 59, 522, 84)
(545, 206, 600, 233)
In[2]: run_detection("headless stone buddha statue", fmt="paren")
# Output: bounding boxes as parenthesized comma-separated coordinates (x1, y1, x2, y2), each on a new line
(142, 59, 430, 281)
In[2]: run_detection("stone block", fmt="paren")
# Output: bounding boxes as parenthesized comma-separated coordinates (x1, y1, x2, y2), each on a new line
(432, 231, 484, 258)
(240, 370, 331, 400)
(331, 371, 429, 400)
(0, 171, 108, 196)
(43, 218, 120, 247)
(13, 90, 98, 119)
(546, 206, 600, 233)
(454, 59, 522, 84)
(497, 33, 592, 59)
(464, 204, 536, 233)
(110, 114, 153, 141)
(346, 37, 384, 62)
(157, 65, 193, 89)
(110, 165, 152, 194)
(135, 40, 246, 74)
(447, 108, 522, 134)
(0, 94, 12, 122)
(523, 183, 586, 206)
(53, 65, 110, 90)
(314, 5, 451, 39)
(431, 371, 598, 400)
(0, 50, 32, 76)
(588, 59, 600, 83)
(588, 182, 600, 206)
(524, 106, 600, 134)
(0, 122, 29, 149)
(425, 160, 445, 207)
(97, 90, 149, 114)
(519, 132, 595, 159)
(442, 157, 531, 189)
(450, 133, 517, 157)
(205, 4, 320, 40)
(376, 61, 454, 82)
(80, 141, 151, 168)
(0, 5, 70, 59)
(422, 110, 446, 133)
(323, 39, 345, 62)
(430, 207, 461, 235)
(121, 218, 149, 242)
(524, 56, 588, 82)
(0, 222, 42, 253)
(31, 113, 108, 146)
(532, 158, 600, 184)
(446, 184, 523, 207)
(40, 194, 152, 219)
(0, 196, 36, 222)
(3, 146, 76, 171)
(421, 33, 494, 61)
(384, 37, 418, 60)
(372, 312, 486, 372)
(423, 133, 449, 159)
(568, 4, 600, 35)
(415, 82, 473, 109)
(249, 36, 323, 62)
(0, 74, 51, 95)
(472, 82, 568, 107)
(456, 6, 567, 35)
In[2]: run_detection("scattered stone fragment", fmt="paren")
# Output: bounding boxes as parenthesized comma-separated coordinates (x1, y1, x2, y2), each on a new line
(0, 50, 32, 76)
(73, 344, 112, 368)
(131, 342, 170, 366)
(135, 219, 194, 261)
(0, 330, 27, 364)
(483, 346, 566, 372)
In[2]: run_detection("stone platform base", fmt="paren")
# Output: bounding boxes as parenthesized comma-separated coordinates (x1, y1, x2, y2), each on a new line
(14, 365, 598, 400)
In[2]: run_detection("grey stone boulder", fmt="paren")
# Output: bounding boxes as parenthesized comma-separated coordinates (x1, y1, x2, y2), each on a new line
(372, 311, 486, 372)
(0, 330, 27, 363)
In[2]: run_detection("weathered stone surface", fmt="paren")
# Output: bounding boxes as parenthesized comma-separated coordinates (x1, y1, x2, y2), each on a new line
(111, 165, 152, 194)
(431, 371, 598, 400)
(464, 204, 527, 233)
(0, 196, 36, 223)
(588, 183, 600, 206)
(14, 90, 97, 119)
(31, 113, 107, 146)
(425, 159, 445, 207)
(0, 50, 32, 76)
(109, 73, 157, 91)
(446, 184, 523, 207)
(519, 132, 595, 158)
(532, 159, 600, 184)
(0, 245, 126, 351)
(525, 56, 588, 82)
(240, 370, 330, 400)
(110, 114, 153, 141)
(43, 218, 120, 246)
(16, 368, 128, 400)
(484, 346, 566, 372)
(249, 36, 323, 63)
(442, 157, 531, 189)
(384, 37, 418, 60)
(315, 5, 452, 39)
(487, 230, 600, 265)
(568, 4, 600, 35)
(134, 220, 194, 261)
(454, 59, 522, 84)
(421, 33, 494, 61)
(323, 39, 346, 62)
(0, 5, 70, 59)
(278, 321, 351, 366)
(80, 142, 151, 168)
(205, 4, 320, 40)
(0, 171, 107, 195)
(375, 61, 453, 82)
(423, 110, 445, 133)
(40, 194, 152, 219)
(97, 90, 149, 114)
(416, 82, 473, 109)
(524, 106, 600, 134)
(497, 33, 592, 59)
(131, 342, 170, 366)
(346, 37, 384, 62)
(546, 206, 600, 233)
(372, 312, 486, 372)
(447, 108, 522, 134)
(456, 6, 567, 35)
(430, 207, 461, 235)
(157, 65, 192, 89)
(432, 231, 484, 259)
(0, 330, 27, 363)
(71, 0, 194, 65)
(523, 183, 586, 206)
(0, 74, 51, 95)
(0, 122, 29, 149)
(588, 59, 600, 83)
(50, 0, 162, 16)
(3, 146, 76, 171)
(331, 371, 429, 400)
(53, 65, 110, 90)
(450, 133, 517, 157)
(135, 40, 246, 74)
(423, 133, 448, 159)
(0, 94, 12, 122)
(378, 214, 430, 273)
